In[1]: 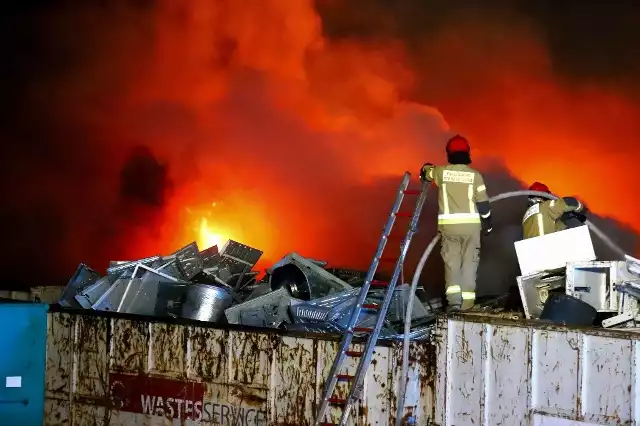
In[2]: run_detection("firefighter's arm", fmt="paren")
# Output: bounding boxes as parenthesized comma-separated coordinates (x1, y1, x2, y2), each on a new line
(474, 173, 492, 233)
(548, 197, 585, 221)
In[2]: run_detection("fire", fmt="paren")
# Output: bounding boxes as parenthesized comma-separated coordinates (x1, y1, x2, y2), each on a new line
(197, 217, 228, 251)
(17, 0, 640, 287)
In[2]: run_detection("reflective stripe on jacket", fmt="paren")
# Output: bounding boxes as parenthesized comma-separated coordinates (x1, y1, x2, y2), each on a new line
(424, 164, 490, 232)
(522, 198, 583, 239)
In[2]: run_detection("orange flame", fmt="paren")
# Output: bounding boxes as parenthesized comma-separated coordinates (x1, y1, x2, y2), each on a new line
(197, 217, 228, 251)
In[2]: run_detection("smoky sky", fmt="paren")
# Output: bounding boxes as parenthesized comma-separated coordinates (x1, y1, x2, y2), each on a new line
(0, 0, 639, 291)
(317, 0, 640, 86)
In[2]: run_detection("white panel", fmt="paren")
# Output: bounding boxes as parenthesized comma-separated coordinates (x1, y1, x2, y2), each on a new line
(483, 324, 530, 426)
(515, 225, 595, 275)
(445, 320, 484, 426)
(531, 329, 581, 418)
(581, 335, 632, 424)
(5, 376, 22, 388)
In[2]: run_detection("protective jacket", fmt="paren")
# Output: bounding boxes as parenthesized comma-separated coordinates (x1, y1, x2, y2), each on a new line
(421, 164, 492, 234)
(522, 197, 584, 239)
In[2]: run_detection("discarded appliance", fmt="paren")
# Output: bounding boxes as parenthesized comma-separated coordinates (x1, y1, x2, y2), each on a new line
(601, 255, 640, 328)
(224, 287, 300, 328)
(269, 253, 352, 300)
(514, 225, 596, 276)
(181, 284, 232, 322)
(516, 269, 565, 319)
(59, 264, 101, 308)
(74, 277, 110, 309)
(565, 260, 632, 312)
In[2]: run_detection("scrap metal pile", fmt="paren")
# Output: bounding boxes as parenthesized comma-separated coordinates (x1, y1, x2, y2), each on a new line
(515, 225, 640, 329)
(57, 240, 440, 340)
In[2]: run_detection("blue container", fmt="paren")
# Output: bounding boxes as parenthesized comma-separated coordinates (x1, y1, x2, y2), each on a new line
(0, 302, 48, 426)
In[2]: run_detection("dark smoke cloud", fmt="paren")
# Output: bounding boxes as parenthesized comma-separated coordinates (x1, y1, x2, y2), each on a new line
(119, 146, 172, 208)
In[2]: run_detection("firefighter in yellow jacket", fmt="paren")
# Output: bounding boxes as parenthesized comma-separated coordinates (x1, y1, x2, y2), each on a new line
(420, 135, 492, 312)
(522, 182, 586, 239)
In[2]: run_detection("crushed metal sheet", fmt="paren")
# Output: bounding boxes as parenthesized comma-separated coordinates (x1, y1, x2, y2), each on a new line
(59, 264, 101, 308)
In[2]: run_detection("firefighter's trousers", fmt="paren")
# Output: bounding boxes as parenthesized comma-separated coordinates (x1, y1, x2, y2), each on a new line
(440, 230, 481, 310)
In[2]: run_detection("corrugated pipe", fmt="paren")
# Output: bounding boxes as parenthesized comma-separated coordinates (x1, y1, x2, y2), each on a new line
(395, 190, 626, 425)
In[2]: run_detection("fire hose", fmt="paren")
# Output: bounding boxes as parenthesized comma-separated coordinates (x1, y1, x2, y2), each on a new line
(394, 189, 626, 425)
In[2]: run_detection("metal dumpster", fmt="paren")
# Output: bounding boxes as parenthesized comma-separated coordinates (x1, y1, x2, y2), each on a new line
(435, 315, 640, 426)
(44, 309, 435, 425)
(44, 310, 640, 425)
(0, 302, 48, 426)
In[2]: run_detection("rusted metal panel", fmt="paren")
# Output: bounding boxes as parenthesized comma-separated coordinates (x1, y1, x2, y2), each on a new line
(229, 331, 275, 389)
(45, 313, 74, 426)
(44, 311, 434, 426)
(271, 336, 315, 425)
(436, 316, 640, 426)
(315, 340, 363, 426)
(73, 316, 109, 401)
(390, 340, 437, 425)
(109, 319, 148, 374)
(188, 327, 227, 383)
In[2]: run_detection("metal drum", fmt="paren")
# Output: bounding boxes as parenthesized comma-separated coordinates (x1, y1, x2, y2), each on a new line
(180, 284, 232, 322)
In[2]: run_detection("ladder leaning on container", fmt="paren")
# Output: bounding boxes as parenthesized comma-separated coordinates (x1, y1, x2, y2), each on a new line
(313, 171, 429, 426)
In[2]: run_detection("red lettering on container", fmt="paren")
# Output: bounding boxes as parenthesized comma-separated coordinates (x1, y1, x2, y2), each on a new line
(109, 372, 205, 420)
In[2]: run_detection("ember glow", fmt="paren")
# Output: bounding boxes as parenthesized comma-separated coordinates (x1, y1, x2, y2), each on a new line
(197, 217, 227, 252)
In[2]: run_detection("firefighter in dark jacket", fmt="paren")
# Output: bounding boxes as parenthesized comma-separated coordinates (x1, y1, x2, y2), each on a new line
(420, 135, 492, 312)
(522, 182, 587, 239)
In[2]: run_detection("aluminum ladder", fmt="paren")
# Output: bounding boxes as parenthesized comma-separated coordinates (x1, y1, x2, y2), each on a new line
(314, 171, 429, 426)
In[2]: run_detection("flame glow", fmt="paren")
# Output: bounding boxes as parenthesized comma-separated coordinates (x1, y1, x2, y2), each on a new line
(197, 217, 228, 251)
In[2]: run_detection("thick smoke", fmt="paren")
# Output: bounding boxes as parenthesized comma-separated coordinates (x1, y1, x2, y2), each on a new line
(0, 1, 637, 290)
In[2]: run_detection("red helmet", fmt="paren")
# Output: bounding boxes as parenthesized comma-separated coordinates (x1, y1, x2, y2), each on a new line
(446, 135, 470, 154)
(529, 182, 550, 193)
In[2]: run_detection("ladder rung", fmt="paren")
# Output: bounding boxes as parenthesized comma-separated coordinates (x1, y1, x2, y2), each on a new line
(336, 374, 354, 381)
(314, 173, 428, 426)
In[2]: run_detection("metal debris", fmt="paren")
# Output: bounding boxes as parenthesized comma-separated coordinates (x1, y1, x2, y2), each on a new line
(58, 240, 439, 339)
(514, 232, 640, 329)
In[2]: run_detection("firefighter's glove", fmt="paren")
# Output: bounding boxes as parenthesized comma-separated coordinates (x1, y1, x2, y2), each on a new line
(577, 200, 588, 216)
(420, 162, 434, 182)
(574, 212, 587, 223)
(481, 217, 493, 236)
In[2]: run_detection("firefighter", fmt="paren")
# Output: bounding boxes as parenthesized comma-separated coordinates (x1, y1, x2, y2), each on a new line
(419, 135, 492, 312)
(522, 182, 587, 239)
